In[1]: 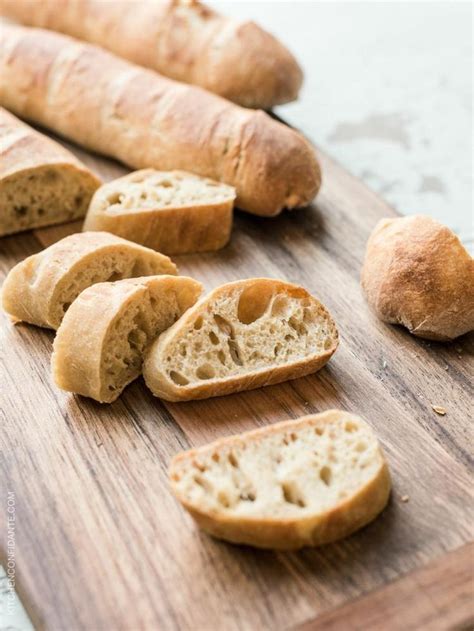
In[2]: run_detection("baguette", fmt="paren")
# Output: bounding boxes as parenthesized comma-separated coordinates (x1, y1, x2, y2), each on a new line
(143, 279, 338, 401)
(0, 0, 303, 110)
(169, 410, 391, 550)
(0, 24, 320, 217)
(2, 231, 177, 330)
(0, 107, 100, 236)
(52, 275, 202, 403)
(83, 169, 236, 255)
(361, 215, 474, 341)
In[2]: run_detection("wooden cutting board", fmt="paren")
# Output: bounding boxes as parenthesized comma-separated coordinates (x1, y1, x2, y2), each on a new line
(0, 130, 472, 631)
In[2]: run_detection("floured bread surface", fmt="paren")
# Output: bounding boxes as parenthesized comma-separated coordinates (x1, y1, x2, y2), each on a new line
(170, 410, 391, 549)
(52, 275, 202, 403)
(83, 169, 236, 255)
(2, 231, 177, 330)
(0, 107, 101, 236)
(143, 278, 338, 401)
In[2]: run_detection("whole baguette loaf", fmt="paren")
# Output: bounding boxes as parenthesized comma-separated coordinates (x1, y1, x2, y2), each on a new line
(0, 106, 100, 236)
(83, 169, 236, 255)
(2, 231, 177, 329)
(52, 275, 203, 403)
(0, 25, 320, 217)
(170, 410, 391, 549)
(0, 0, 303, 110)
(143, 278, 338, 401)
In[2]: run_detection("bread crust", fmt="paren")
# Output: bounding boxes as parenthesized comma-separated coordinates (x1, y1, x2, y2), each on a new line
(143, 279, 339, 401)
(52, 275, 203, 403)
(0, 25, 320, 217)
(83, 169, 235, 255)
(0, 0, 303, 109)
(169, 410, 391, 550)
(0, 107, 100, 235)
(361, 215, 474, 340)
(2, 231, 177, 329)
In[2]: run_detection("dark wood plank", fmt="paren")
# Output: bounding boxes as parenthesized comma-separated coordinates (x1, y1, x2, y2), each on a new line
(0, 143, 472, 631)
(295, 542, 474, 631)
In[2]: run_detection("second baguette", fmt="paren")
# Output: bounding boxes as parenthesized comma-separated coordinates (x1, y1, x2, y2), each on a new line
(0, 25, 321, 217)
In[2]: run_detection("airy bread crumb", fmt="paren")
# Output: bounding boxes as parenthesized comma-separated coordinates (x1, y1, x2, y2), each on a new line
(170, 410, 391, 549)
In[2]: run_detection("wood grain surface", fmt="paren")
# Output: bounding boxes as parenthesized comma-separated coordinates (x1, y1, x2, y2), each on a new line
(0, 132, 473, 631)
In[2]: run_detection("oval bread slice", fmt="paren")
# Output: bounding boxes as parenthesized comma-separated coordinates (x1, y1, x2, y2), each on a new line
(143, 279, 339, 401)
(170, 410, 391, 550)
(52, 275, 202, 403)
(2, 231, 177, 330)
(83, 169, 236, 255)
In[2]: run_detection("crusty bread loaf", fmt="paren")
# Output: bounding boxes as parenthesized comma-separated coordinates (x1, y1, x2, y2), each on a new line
(143, 279, 338, 401)
(0, 24, 320, 217)
(0, 0, 303, 110)
(170, 410, 391, 550)
(0, 107, 100, 236)
(52, 275, 202, 403)
(2, 231, 177, 330)
(83, 169, 236, 255)
(361, 215, 474, 341)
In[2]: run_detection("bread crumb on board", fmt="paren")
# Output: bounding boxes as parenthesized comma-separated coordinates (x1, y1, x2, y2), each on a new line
(432, 405, 447, 416)
(400, 495, 410, 503)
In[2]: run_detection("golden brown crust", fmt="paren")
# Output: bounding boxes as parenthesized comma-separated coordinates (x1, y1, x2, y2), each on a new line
(169, 410, 391, 550)
(83, 169, 235, 255)
(1, 231, 177, 329)
(0, 107, 101, 235)
(361, 215, 474, 340)
(0, 0, 303, 109)
(143, 279, 339, 401)
(0, 24, 320, 217)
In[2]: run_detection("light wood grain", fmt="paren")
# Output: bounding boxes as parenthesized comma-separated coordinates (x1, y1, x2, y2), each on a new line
(0, 133, 472, 631)
(296, 542, 474, 631)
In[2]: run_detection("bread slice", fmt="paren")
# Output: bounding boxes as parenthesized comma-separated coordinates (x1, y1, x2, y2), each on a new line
(0, 107, 101, 236)
(83, 169, 236, 255)
(52, 275, 202, 403)
(143, 279, 338, 401)
(169, 410, 391, 550)
(2, 231, 177, 330)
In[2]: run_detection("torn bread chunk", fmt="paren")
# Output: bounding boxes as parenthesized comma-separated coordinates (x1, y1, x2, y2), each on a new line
(143, 278, 338, 401)
(52, 275, 202, 403)
(83, 169, 235, 255)
(2, 231, 177, 330)
(170, 410, 391, 549)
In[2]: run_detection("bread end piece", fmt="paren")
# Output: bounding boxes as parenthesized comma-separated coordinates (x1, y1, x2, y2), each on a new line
(361, 215, 474, 341)
(169, 410, 391, 550)
(235, 113, 321, 216)
(197, 19, 303, 109)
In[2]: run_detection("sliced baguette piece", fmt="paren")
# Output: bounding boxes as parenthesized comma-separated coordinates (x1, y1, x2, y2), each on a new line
(83, 169, 236, 255)
(0, 107, 101, 236)
(143, 279, 338, 401)
(52, 275, 203, 403)
(2, 231, 177, 330)
(170, 410, 391, 550)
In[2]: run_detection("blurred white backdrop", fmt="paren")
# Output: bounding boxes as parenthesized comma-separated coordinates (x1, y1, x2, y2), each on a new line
(214, 1, 473, 247)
